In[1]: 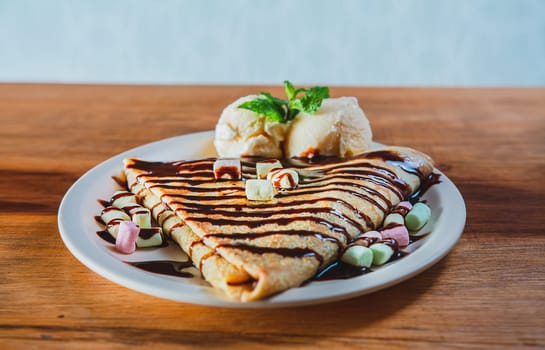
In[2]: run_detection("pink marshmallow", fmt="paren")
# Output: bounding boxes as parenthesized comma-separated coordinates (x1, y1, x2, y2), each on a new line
(396, 201, 413, 211)
(391, 201, 413, 217)
(115, 221, 140, 254)
(381, 225, 410, 247)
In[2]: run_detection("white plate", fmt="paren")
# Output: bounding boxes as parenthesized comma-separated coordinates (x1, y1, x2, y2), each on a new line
(58, 131, 466, 308)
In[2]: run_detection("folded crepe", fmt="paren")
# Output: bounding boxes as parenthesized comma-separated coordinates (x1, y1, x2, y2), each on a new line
(123, 147, 434, 301)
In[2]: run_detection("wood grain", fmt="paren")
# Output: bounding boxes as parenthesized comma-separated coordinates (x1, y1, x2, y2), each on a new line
(1, 84, 543, 349)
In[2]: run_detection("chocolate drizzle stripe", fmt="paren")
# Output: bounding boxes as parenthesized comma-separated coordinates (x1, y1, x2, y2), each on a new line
(204, 230, 344, 249)
(149, 184, 245, 192)
(151, 201, 163, 211)
(364, 150, 426, 180)
(302, 172, 407, 199)
(127, 159, 186, 176)
(184, 207, 366, 234)
(184, 215, 351, 242)
(216, 243, 324, 265)
(303, 158, 397, 174)
(279, 185, 389, 216)
(176, 196, 374, 229)
(101, 206, 126, 214)
(111, 191, 134, 202)
(164, 194, 248, 201)
(176, 163, 214, 172)
(126, 260, 194, 278)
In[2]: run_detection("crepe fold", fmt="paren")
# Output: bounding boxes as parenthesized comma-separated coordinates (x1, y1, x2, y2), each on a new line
(123, 146, 434, 301)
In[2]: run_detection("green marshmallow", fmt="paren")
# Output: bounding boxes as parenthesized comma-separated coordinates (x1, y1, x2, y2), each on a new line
(341, 245, 374, 268)
(129, 207, 152, 228)
(101, 207, 130, 226)
(405, 202, 431, 231)
(136, 228, 164, 248)
(371, 243, 394, 265)
(107, 223, 120, 238)
(111, 191, 137, 209)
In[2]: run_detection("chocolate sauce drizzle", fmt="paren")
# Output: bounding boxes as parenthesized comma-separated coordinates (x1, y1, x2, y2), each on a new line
(99, 149, 440, 283)
(126, 260, 194, 278)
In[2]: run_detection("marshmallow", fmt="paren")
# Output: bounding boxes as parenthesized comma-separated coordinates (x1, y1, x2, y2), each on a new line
(370, 243, 394, 265)
(267, 168, 299, 189)
(256, 159, 282, 179)
(341, 245, 374, 268)
(101, 207, 130, 226)
(245, 179, 275, 201)
(125, 205, 152, 228)
(136, 228, 164, 248)
(213, 159, 242, 180)
(351, 231, 382, 247)
(383, 213, 405, 227)
(396, 201, 413, 212)
(110, 191, 137, 209)
(381, 225, 410, 247)
(115, 221, 140, 254)
(106, 222, 120, 238)
(405, 202, 431, 231)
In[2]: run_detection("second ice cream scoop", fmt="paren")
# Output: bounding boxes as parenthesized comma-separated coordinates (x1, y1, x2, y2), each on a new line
(284, 97, 373, 158)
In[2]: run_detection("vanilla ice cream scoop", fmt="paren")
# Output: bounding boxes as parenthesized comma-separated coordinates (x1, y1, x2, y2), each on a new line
(284, 97, 372, 158)
(214, 95, 288, 158)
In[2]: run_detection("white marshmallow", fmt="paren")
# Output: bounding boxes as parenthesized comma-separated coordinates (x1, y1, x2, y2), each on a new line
(213, 159, 242, 180)
(245, 179, 275, 201)
(267, 168, 299, 189)
(256, 159, 282, 179)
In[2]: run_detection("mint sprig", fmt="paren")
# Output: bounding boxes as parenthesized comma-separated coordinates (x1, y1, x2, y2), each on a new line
(238, 81, 329, 123)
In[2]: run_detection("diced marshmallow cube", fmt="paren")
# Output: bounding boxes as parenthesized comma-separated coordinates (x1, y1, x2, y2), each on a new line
(111, 191, 137, 209)
(126, 205, 152, 228)
(136, 227, 164, 248)
(267, 168, 299, 189)
(341, 245, 374, 268)
(256, 159, 283, 179)
(245, 179, 275, 201)
(381, 225, 410, 247)
(405, 202, 431, 231)
(383, 213, 405, 227)
(396, 201, 413, 212)
(213, 159, 241, 180)
(101, 207, 130, 226)
(115, 221, 140, 254)
(370, 243, 395, 265)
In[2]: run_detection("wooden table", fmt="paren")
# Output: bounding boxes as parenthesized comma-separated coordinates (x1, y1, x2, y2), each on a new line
(1, 84, 544, 349)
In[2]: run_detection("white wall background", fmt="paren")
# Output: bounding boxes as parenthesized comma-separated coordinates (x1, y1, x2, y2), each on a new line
(1, 0, 544, 86)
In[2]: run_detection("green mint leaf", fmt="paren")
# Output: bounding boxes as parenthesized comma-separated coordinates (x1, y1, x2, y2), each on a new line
(238, 98, 286, 123)
(284, 81, 305, 101)
(259, 92, 288, 106)
(238, 82, 329, 123)
(284, 80, 295, 100)
(299, 86, 330, 113)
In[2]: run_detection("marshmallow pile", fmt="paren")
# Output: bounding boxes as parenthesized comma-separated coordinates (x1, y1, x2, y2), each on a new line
(341, 201, 431, 268)
(213, 158, 300, 201)
(100, 191, 164, 254)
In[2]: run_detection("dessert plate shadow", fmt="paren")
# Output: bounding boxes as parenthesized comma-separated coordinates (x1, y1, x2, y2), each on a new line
(58, 131, 466, 308)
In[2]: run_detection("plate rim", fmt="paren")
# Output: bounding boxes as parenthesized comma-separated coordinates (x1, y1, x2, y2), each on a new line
(58, 131, 466, 308)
